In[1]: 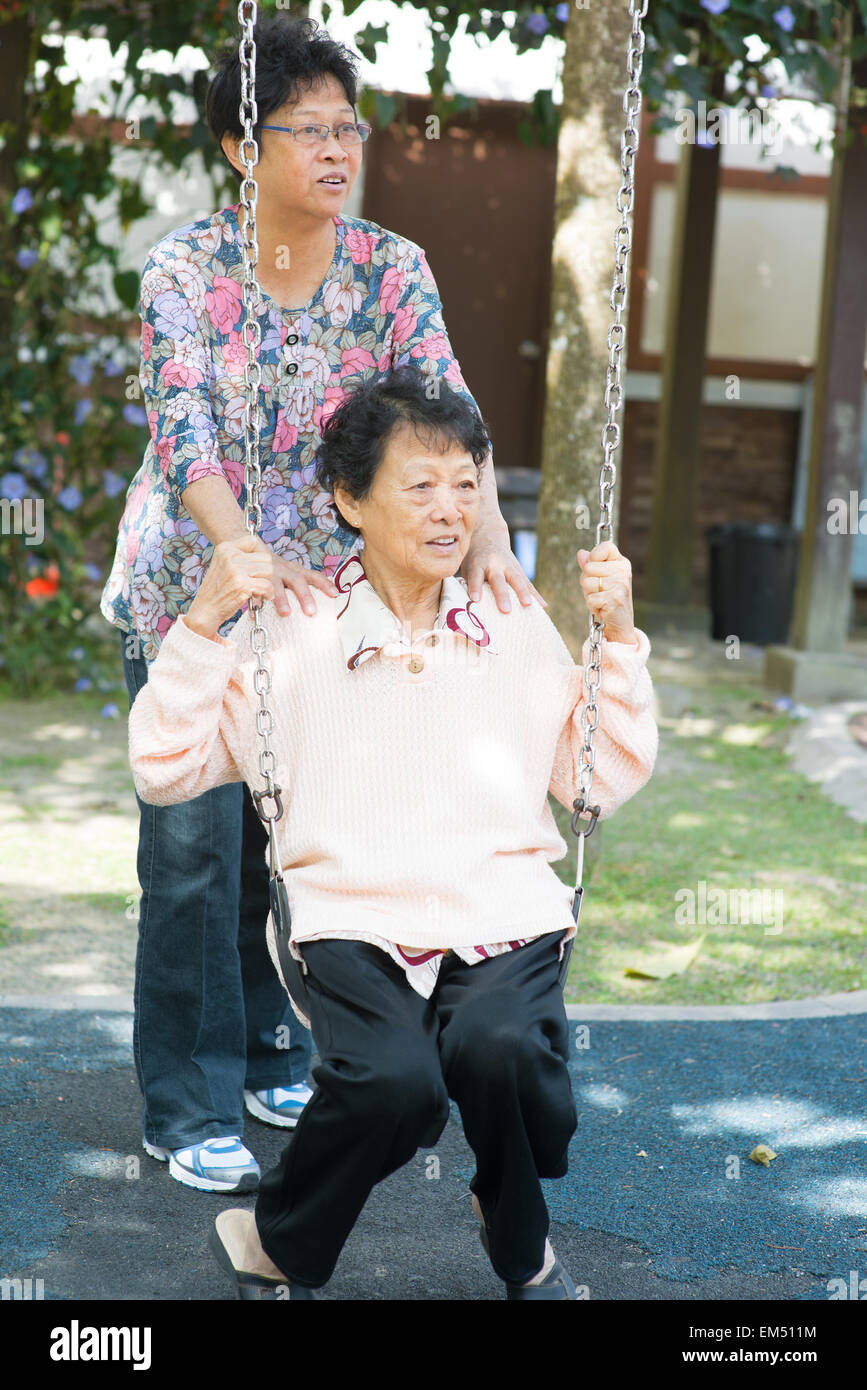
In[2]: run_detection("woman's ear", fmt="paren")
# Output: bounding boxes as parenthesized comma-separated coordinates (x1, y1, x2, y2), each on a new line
(331, 484, 360, 532)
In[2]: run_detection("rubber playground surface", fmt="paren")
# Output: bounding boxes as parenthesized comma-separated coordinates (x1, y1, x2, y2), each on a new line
(2, 997, 866, 1303)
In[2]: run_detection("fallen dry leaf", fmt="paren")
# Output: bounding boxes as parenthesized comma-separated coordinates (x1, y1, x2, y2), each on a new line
(749, 1144, 778, 1167)
(623, 935, 706, 980)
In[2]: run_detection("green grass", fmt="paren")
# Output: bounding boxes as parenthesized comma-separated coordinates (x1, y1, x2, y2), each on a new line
(1, 684, 865, 1005)
(63, 891, 132, 915)
(554, 705, 867, 1004)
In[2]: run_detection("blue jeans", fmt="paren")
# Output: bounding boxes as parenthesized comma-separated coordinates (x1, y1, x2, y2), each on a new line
(119, 627, 312, 1150)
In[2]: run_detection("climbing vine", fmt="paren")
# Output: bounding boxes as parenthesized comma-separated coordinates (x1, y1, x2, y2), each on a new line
(0, 0, 856, 692)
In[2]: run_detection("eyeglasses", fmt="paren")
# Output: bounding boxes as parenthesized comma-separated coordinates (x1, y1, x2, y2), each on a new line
(259, 122, 372, 148)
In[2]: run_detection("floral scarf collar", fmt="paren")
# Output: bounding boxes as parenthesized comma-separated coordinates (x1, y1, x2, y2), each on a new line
(332, 553, 497, 671)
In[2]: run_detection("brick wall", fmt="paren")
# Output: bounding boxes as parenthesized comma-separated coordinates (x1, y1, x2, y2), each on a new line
(620, 401, 801, 604)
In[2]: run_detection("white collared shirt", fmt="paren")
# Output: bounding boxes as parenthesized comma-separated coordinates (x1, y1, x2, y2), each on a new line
(333, 551, 497, 671)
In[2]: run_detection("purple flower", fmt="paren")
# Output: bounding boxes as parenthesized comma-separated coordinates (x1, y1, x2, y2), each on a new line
(102, 470, 126, 498)
(122, 403, 148, 427)
(12, 188, 34, 214)
(57, 486, 83, 511)
(84, 563, 103, 582)
(100, 703, 120, 718)
(1, 472, 29, 499)
(68, 354, 94, 386)
(68, 646, 86, 661)
(700, 0, 730, 13)
(555, 3, 570, 21)
(103, 358, 123, 377)
(16, 249, 39, 269)
(259, 317, 284, 355)
(290, 462, 318, 490)
(74, 398, 92, 426)
(525, 12, 549, 36)
(17, 449, 49, 479)
(261, 487, 299, 547)
(773, 5, 795, 31)
(761, 84, 778, 98)
(164, 516, 199, 544)
(74, 677, 93, 692)
(138, 524, 166, 569)
(150, 288, 198, 339)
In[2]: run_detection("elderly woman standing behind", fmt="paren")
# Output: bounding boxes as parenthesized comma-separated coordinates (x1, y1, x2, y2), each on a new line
(127, 365, 658, 1300)
(101, 15, 541, 1192)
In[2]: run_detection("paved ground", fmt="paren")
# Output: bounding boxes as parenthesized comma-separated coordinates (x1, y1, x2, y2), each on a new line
(790, 701, 867, 822)
(649, 633, 867, 821)
(2, 994, 865, 1304)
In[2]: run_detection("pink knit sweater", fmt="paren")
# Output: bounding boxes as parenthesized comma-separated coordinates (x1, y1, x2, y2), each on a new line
(127, 581, 658, 978)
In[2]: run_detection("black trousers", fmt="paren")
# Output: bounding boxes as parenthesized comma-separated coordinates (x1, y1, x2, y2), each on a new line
(254, 930, 578, 1289)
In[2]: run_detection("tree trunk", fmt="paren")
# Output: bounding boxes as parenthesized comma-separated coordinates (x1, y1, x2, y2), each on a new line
(0, 13, 37, 356)
(533, 0, 635, 659)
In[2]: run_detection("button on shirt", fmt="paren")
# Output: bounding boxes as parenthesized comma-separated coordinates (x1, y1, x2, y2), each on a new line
(99, 203, 487, 663)
(287, 553, 573, 1003)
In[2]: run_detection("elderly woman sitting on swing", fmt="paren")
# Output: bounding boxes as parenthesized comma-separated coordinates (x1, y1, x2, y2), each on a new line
(128, 363, 658, 1301)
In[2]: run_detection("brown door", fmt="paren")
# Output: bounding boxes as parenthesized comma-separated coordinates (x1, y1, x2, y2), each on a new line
(362, 93, 558, 477)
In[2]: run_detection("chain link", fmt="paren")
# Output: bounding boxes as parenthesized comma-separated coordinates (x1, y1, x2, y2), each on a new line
(573, 0, 647, 840)
(236, 0, 283, 825)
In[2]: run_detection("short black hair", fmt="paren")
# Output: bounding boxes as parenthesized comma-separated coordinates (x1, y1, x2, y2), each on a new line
(205, 13, 361, 186)
(315, 365, 492, 538)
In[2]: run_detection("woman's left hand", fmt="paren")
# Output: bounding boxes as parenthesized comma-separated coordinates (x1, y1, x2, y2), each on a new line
(462, 524, 549, 613)
(577, 541, 637, 644)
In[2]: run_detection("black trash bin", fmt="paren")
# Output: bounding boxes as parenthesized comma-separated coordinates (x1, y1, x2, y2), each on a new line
(705, 521, 800, 645)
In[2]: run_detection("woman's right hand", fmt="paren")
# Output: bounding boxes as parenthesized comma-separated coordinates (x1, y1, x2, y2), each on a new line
(185, 535, 339, 637)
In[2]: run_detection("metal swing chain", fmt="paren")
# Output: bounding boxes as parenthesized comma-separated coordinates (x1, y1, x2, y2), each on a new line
(236, 0, 284, 855)
(570, 0, 647, 895)
(234, 0, 646, 903)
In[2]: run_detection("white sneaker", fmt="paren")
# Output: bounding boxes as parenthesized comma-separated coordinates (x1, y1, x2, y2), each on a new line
(143, 1135, 260, 1193)
(244, 1084, 314, 1129)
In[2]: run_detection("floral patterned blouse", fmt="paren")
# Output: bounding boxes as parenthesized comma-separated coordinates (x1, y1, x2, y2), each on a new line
(99, 202, 483, 663)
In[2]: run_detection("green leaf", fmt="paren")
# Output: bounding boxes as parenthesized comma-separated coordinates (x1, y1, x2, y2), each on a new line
(112, 269, 140, 312)
(717, 22, 746, 60)
(676, 65, 710, 105)
(531, 88, 559, 146)
(516, 117, 536, 150)
(354, 22, 389, 64)
(373, 91, 398, 129)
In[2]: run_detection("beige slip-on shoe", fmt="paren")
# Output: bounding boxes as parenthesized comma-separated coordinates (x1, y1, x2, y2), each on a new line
(209, 1208, 322, 1300)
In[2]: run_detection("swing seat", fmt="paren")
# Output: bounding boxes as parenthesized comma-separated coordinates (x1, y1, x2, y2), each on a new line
(273, 892, 577, 1019)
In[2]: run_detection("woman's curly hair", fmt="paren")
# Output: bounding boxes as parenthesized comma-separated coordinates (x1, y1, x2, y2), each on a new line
(315, 364, 492, 538)
(206, 13, 361, 185)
